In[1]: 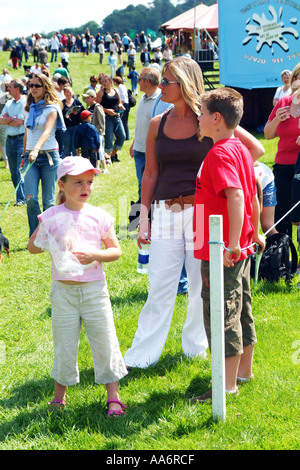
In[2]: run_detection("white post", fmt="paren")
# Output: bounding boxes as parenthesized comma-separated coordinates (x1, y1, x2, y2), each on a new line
(209, 215, 226, 422)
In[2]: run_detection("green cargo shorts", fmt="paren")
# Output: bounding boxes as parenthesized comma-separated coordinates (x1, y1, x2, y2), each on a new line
(201, 257, 257, 357)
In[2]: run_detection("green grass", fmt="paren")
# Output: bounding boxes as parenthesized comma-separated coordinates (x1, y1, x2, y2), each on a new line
(0, 51, 299, 451)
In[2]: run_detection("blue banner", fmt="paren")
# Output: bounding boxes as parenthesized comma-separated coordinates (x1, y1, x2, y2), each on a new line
(219, 0, 300, 89)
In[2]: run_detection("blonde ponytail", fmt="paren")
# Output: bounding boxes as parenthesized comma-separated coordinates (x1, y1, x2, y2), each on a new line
(56, 175, 67, 205)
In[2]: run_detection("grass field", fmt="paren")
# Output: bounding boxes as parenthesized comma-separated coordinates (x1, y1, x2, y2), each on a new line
(0, 50, 299, 451)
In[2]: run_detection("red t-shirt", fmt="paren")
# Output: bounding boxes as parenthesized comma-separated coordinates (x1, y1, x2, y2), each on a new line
(193, 138, 256, 261)
(268, 95, 300, 165)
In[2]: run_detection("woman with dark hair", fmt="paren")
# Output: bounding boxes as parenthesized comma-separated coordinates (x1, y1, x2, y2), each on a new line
(96, 74, 125, 162)
(23, 73, 66, 236)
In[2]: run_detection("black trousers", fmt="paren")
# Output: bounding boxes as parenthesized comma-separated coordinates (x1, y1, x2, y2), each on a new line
(81, 147, 97, 168)
(291, 152, 300, 223)
(273, 163, 295, 237)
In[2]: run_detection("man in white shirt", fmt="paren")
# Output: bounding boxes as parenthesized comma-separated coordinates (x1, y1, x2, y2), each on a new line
(50, 34, 60, 62)
(129, 67, 160, 199)
(0, 68, 13, 83)
(30, 63, 42, 74)
(127, 44, 136, 72)
(0, 80, 26, 205)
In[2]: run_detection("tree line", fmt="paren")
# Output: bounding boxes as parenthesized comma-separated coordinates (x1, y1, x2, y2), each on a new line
(48, 0, 215, 39)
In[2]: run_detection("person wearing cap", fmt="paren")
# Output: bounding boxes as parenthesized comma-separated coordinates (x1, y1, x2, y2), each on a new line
(83, 89, 109, 174)
(27, 156, 128, 415)
(74, 110, 100, 168)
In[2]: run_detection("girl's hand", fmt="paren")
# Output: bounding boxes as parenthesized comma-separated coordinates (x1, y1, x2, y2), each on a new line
(296, 135, 300, 146)
(73, 250, 98, 265)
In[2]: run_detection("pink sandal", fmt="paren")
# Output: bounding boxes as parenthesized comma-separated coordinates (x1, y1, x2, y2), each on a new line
(48, 398, 66, 408)
(106, 399, 127, 417)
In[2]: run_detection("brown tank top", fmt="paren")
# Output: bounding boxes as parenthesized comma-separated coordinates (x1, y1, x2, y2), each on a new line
(154, 110, 213, 200)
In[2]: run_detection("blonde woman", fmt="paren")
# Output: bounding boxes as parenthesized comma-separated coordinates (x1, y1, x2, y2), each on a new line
(23, 73, 66, 236)
(124, 56, 265, 370)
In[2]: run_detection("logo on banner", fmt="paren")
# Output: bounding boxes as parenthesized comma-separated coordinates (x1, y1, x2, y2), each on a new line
(243, 5, 298, 55)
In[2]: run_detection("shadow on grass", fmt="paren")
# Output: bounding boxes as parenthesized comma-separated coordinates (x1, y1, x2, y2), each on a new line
(0, 354, 213, 445)
(110, 289, 148, 307)
(252, 278, 295, 295)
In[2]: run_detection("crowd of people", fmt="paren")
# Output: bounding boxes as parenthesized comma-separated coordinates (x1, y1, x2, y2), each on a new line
(1, 33, 300, 414)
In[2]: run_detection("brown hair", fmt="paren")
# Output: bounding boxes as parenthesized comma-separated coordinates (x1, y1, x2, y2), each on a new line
(25, 73, 63, 112)
(113, 76, 122, 85)
(200, 87, 244, 129)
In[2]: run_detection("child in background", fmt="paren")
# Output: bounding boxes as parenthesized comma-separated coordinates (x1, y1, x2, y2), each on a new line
(192, 87, 265, 402)
(82, 89, 109, 174)
(75, 110, 100, 168)
(128, 66, 139, 95)
(108, 51, 117, 78)
(61, 48, 69, 71)
(254, 161, 278, 236)
(27, 156, 128, 415)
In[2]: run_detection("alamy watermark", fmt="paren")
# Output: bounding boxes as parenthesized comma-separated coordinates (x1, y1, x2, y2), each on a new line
(292, 340, 300, 365)
(0, 341, 6, 366)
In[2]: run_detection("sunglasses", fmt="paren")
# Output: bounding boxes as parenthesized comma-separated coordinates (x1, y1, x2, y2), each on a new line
(29, 83, 43, 88)
(160, 78, 179, 87)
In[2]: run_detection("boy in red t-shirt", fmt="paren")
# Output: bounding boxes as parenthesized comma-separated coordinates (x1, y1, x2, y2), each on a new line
(192, 88, 265, 402)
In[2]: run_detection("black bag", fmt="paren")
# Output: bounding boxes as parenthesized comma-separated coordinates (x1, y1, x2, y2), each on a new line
(251, 232, 298, 283)
(128, 89, 136, 108)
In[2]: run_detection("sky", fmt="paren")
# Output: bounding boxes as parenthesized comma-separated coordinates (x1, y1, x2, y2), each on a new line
(2, 0, 178, 39)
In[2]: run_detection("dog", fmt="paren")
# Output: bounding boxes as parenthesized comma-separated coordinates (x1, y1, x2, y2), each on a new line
(128, 199, 153, 233)
(0, 227, 10, 265)
(104, 153, 112, 166)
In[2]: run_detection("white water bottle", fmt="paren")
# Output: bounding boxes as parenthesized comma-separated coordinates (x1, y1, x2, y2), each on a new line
(137, 233, 149, 274)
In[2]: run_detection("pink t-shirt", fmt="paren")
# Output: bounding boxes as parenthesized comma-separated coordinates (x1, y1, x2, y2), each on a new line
(38, 203, 114, 282)
(268, 95, 300, 165)
(193, 138, 256, 261)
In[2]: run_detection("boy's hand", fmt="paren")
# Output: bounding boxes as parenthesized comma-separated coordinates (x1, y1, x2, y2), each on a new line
(223, 244, 241, 267)
(253, 233, 265, 255)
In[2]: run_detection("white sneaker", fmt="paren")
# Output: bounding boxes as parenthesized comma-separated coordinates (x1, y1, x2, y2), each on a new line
(102, 169, 109, 174)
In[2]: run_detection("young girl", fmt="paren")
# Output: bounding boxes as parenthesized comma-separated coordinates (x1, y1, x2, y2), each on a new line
(28, 156, 128, 416)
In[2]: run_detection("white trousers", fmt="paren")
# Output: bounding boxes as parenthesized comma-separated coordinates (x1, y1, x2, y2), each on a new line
(124, 203, 208, 368)
(50, 280, 128, 386)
